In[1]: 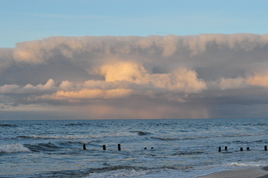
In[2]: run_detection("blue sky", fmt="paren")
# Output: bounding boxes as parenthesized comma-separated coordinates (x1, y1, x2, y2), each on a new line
(1, 0, 268, 47)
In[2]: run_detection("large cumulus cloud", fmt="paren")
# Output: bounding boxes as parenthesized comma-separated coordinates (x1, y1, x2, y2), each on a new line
(1, 34, 268, 119)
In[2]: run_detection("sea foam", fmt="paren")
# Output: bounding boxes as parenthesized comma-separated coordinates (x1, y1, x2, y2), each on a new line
(84, 169, 151, 178)
(228, 162, 266, 167)
(17, 132, 139, 140)
(0, 143, 31, 153)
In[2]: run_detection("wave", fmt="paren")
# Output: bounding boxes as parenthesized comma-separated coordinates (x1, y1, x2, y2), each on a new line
(24, 142, 60, 152)
(16, 132, 139, 140)
(65, 122, 91, 126)
(0, 124, 17, 127)
(129, 131, 151, 136)
(174, 151, 205, 156)
(227, 162, 267, 167)
(0, 143, 31, 154)
(35, 166, 154, 178)
(17, 135, 95, 140)
(151, 136, 208, 141)
(151, 132, 268, 141)
(86, 168, 151, 178)
(24, 141, 99, 153)
(35, 165, 193, 178)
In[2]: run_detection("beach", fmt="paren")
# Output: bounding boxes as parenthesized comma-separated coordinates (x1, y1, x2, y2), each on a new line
(199, 167, 268, 178)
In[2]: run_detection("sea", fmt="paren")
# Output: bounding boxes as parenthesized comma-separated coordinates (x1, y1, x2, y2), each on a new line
(1, 118, 268, 178)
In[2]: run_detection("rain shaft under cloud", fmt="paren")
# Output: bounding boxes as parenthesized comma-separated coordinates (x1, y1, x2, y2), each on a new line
(1, 34, 268, 119)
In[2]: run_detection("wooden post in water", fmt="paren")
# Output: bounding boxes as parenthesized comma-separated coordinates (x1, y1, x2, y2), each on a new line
(118, 144, 121, 151)
(225, 146, 228, 151)
(83, 144, 86, 150)
(102, 145, 106, 150)
(247, 147, 250, 151)
(265, 146, 267, 151)
(240, 147, 243, 151)
(218, 147, 221, 152)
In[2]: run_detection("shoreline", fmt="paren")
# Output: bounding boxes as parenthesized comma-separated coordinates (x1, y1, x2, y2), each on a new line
(198, 167, 268, 178)
(258, 167, 268, 178)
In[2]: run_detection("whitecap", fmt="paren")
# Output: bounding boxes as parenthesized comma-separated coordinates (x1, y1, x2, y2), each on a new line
(0, 143, 31, 153)
(84, 169, 151, 178)
(228, 162, 266, 167)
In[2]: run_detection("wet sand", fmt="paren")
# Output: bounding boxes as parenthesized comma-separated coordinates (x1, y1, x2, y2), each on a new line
(198, 167, 268, 178)
(258, 167, 268, 178)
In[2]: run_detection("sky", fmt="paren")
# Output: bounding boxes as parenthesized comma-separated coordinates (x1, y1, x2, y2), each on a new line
(1, 0, 268, 120)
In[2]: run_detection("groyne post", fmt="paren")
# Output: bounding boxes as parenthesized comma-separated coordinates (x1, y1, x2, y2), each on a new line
(102, 145, 106, 150)
(240, 147, 243, 151)
(265, 146, 267, 151)
(225, 146, 228, 151)
(218, 147, 221, 152)
(83, 144, 86, 150)
(118, 144, 121, 151)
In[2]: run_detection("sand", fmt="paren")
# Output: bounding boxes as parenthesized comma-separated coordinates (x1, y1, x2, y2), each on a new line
(198, 167, 268, 178)
(258, 167, 268, 178)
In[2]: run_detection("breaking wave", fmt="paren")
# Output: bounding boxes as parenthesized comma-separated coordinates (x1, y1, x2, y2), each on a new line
(227, 162, 267, 167)
(0, 143, 31, 154)
(25, 142, 60, 152)
(36, 166, 154, 178)
(16, 132, 140, 140)
(35, 165, 192, 178)
(85, 168, 151, 178)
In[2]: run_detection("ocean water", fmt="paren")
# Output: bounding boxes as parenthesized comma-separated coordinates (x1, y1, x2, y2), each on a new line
(1, 118, 268, 178)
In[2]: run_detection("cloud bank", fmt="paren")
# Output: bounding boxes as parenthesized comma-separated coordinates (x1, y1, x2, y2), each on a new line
(1, 34, 268, 119)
